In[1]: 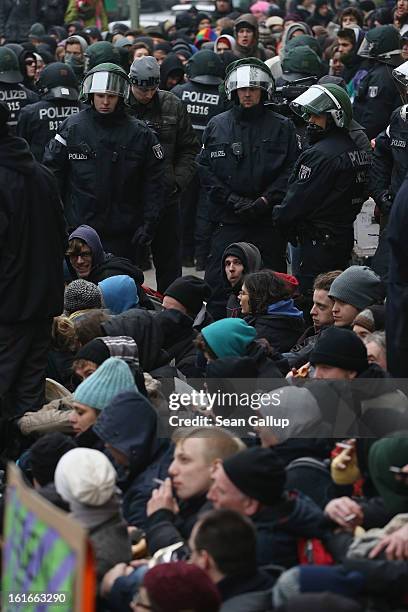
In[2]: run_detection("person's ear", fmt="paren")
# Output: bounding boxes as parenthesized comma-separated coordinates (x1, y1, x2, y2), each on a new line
(243, 496, 260, 516)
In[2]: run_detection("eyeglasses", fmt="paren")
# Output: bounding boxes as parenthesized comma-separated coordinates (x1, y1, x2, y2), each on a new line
(238, 290, 249, 297)
(68, 250, 92, 260)
(25, 60, 36, 66)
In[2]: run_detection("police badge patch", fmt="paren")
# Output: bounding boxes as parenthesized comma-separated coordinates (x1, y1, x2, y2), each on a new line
(153, 144, 164, 159)
(299, 164, 312, 180)
(368, 86, 378, 98)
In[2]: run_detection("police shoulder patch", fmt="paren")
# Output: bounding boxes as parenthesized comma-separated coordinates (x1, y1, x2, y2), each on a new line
(153, 143, 164, 159)
(298, 164, 312, 180)
(368, 86, 378, 98)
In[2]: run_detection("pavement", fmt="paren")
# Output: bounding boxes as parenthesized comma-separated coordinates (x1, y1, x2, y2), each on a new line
(144, 265, 205, 290)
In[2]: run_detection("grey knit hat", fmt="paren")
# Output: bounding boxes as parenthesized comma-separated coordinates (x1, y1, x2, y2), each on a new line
(129, 56, 160, 87)
(328, 266, 384, 311)
(64, 279, 103, 315)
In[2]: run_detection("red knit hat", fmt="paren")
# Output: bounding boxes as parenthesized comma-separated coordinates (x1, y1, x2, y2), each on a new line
(273, 272, 299, 288)
(143, 562, 221, 612)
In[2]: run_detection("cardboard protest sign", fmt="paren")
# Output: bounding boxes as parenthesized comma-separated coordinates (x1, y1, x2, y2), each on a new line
(2, 463, 95, 611)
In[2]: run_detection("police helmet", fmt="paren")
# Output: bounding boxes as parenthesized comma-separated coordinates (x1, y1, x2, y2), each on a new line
(186, 50, 224, 85)
(358, 25, 401, 62)
(37, 62, 78, 101)
(0, 47, 23, 84)
(290, 83, 352, 129)
(224, 57, 275, 101)
(393, 60, 408, 103)
(80, 62, 130, 102)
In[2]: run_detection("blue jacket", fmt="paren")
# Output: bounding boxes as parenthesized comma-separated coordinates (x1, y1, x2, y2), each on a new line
(93, 390, 172, 529)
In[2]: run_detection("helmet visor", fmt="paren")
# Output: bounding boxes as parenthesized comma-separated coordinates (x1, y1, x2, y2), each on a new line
(357, 37, 374, 58)
(290, 85, 339, 121)
(225, 64, 273, 98)
(393, 60, 408, 87)
(81, 71, 129, 98)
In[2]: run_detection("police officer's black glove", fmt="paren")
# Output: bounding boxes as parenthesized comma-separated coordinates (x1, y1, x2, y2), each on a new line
(234, 196, 269, 220)
(227, 193, 253, 212)
(377, 191, 393, 216)
(132, 226, 153, 249)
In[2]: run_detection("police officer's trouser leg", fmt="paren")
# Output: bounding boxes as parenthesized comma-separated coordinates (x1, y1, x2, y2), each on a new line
(181, 173, 199, 263)
(195, 188, 212, 266)
(151, 201, 182, 294)
(298, 236, 353, 296)
(371, 225, 390, 282)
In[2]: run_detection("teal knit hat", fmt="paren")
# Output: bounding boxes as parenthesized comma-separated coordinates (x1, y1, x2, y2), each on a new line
(73, 357, 136, 411)
(201, 318, 256, 358)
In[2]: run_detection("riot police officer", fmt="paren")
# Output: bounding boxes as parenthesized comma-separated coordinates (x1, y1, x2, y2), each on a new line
(273, 84, 371, 295)
(0, 47, 38, 134)
(172, 50, 226, 271)
(128, 56, 200, 293)
(17, 62, 81, 161)
(198, 57, 298, 318)
(369, 60, 408, 279)
(353, 25, 402, 140)
(43, 63, 164, 264)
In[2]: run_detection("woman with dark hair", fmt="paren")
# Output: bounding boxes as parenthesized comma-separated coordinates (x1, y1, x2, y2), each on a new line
(239, 270, 305, 352)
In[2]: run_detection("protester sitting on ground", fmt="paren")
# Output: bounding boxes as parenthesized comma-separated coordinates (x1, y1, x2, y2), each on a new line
(285, 270, 342, 370)
(197, 317, 285, 379)
(70, 357, 137, 444)
(352, 305, 386, 340)
(30, 432, 76, 510)
(63, 279, 103, 319)
(93, 389, 173, 530)
(155, 276, 212, 377)
(54, 447, 132, 582)
(72, 336, 142, 384)
(221, 242, 262, 318)
(47, 316, 79, 390)
(364, 331, 387, 371)
(66, 225, 152, 308)
(145, 427, 245, 555)
(189, 508, 276, 609)
(239, 270, 305, 352)
(98, 275, 140, 315)
(328, 266, 385, 328)
(207, 447, 333, 567)
(131, 561, 221, 612)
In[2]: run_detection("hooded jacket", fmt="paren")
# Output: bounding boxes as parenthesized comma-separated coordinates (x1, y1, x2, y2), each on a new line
(245, 299, 305, 353)
(0, 134, 65, 323)
(154, 308, 202, 377)
(93, 390, 172, 529)
(159, 53, 185, 90)
(99, 275, 139, 314)
(233, 14, 272, 60)
(222, 242, 262, 317)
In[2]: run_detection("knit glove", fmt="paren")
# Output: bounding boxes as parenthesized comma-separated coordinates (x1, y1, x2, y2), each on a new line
(377, 191, 393, 216)
(132, 225, 154, 249)
(234, 196, 269, 220)
(227, 193, 253, 213)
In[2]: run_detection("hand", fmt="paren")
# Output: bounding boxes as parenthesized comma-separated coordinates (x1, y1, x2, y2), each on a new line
(369, 524, 408, 560)
(132, 225, 153, 249)
(234, 196, 269, 219)
(324, 497, 364, 530)
(147, 477, 179, 517)
(377, 191, 393, 216)
(227, 193, 252, 212)
(334, 439, 356, 470)
(101, 563, 134, 597)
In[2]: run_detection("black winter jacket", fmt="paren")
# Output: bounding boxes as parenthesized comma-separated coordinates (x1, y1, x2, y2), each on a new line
(128, 89, 200, 205)
(198, 103, 299, 224)
(43, 105, 164, 236)
(0, 83, 39, 133)
(0, 0, 40, 42)
(0, 134, 65, 323)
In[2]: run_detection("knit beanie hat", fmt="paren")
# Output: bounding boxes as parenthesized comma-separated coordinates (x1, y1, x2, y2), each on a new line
(352, 304, 385, 333)
(64, 279, 103, 315)
(129, 55, 160, 86)
(30, 433, 76, 487)
(74, 338, 110, 366)
(328, 266, 384, 311)
(223, 447, 286, 505)
(202, 318, 256, 358)
(368, 435, 408, 514)
(55, 448, 116, 506)
(164, 275, 212, 316)
(309, 327, 369, 373)
(73, 357, 136, 411)
(143, 561, 221, 612)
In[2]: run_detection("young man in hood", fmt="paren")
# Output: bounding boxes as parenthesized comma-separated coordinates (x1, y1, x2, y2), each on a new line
(233, 14, 273, 59)
(222, 242, 262, 318)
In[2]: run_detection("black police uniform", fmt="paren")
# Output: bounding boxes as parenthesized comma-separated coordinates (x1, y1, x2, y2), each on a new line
(0, 82, 39, 134)
(43, 106, 164, 263)
(173, 79, 226, 267)
(17, 99, 82, 161)
(128, 89, 200, 293)
(198, 103, 299, 318)
(273, 129, 371, 293)
(353, 63, 401, 140)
